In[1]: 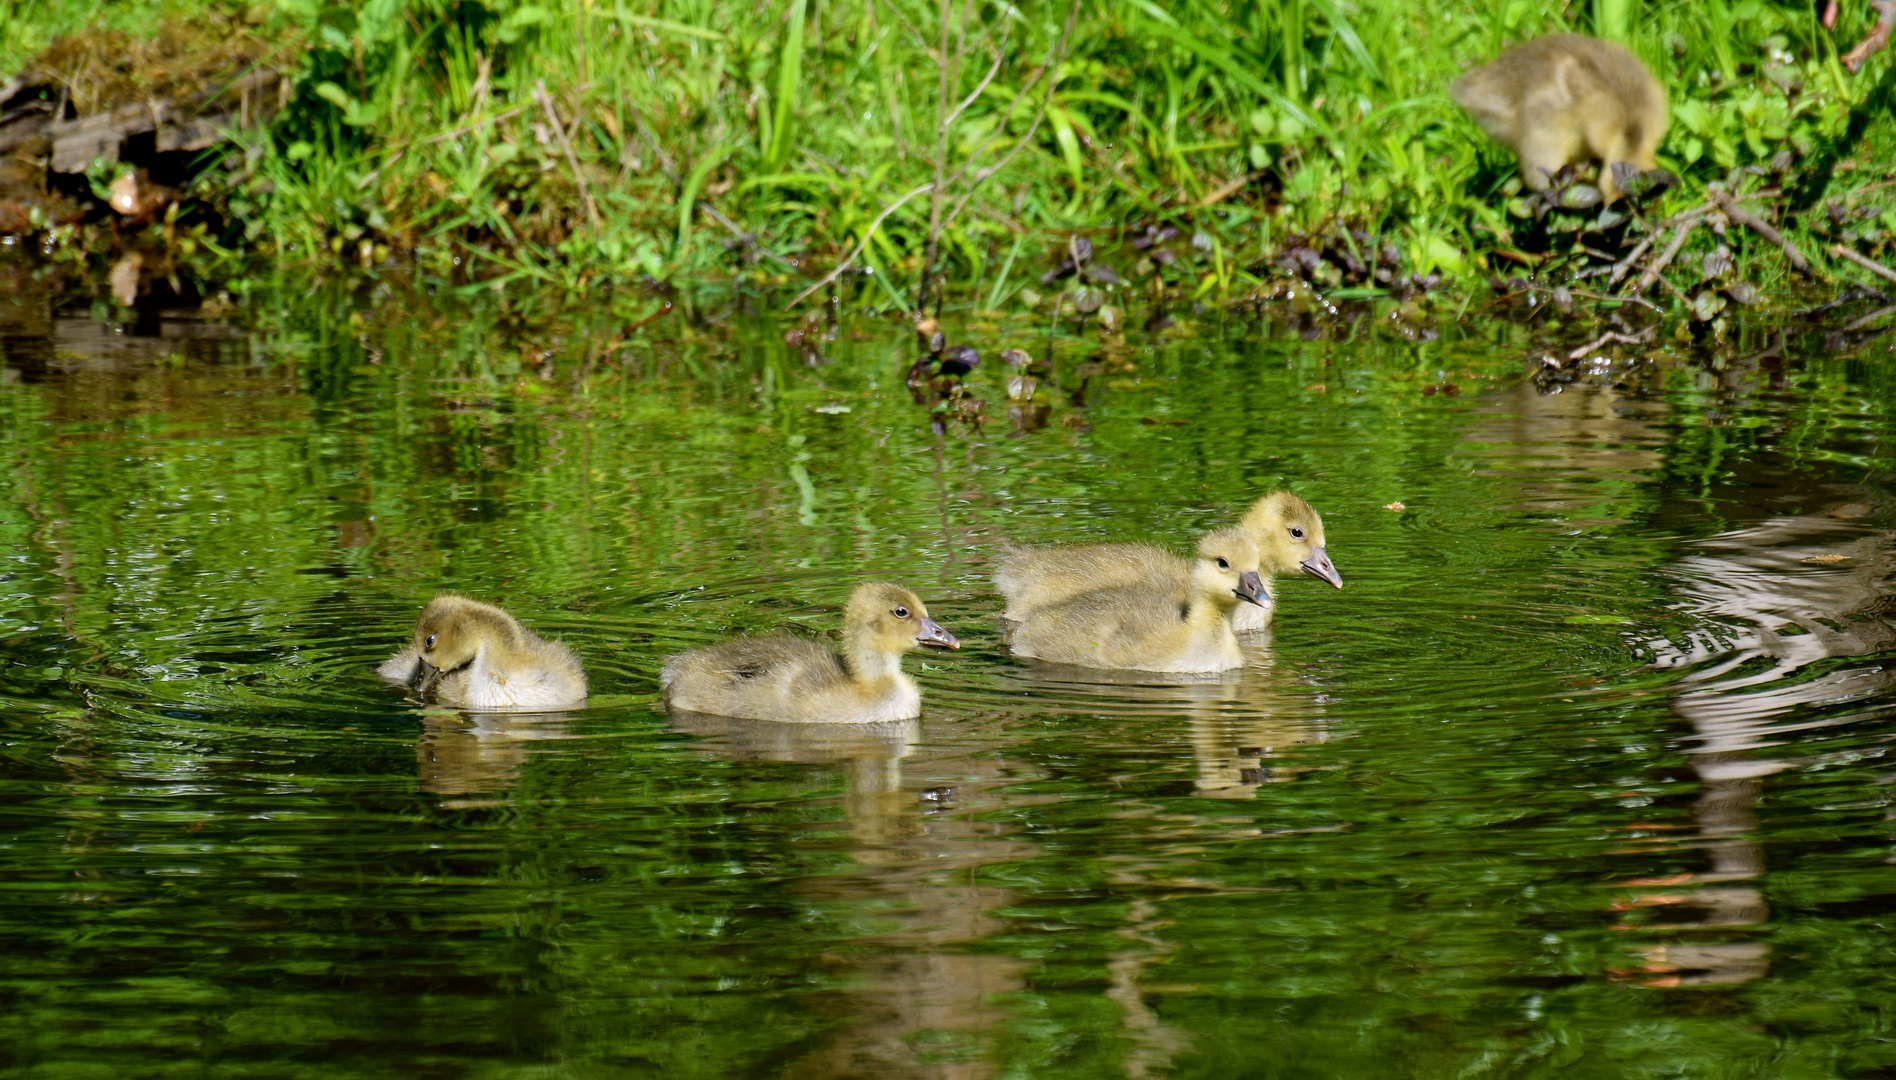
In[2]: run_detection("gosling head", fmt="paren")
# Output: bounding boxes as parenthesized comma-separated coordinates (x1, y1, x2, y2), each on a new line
(1241, 490, 1341, 589)
(408, 594, 518, 684)
(844, 582, 960, 654)
(1194, 528, 1268, 608)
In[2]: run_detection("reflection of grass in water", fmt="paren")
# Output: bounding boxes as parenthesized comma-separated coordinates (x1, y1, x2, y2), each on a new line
(8, 284, 1896, 1074)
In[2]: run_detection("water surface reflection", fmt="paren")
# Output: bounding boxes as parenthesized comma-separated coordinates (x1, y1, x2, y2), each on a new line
(4, 280, 1896, 1076)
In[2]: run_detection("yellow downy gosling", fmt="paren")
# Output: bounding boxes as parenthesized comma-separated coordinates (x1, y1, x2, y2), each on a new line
(1450, 34, 1668, 203)
(994, 490, 1340, 632)
(1230, 490, 1340, 632)
(1006, 529, 1268, 674)
(378, 594, 588, 711)
(660, 582, 960, 723)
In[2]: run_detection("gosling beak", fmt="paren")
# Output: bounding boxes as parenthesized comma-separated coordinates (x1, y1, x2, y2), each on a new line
(412, 659, 440, 692)
(917, 616, 961, 650)
(1233, 570, 1268, 608)
(1301, 546, 1342, 589)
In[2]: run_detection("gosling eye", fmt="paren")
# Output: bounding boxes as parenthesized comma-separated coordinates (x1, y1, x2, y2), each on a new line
(1216, 558, 1230, 570)
(424, 634, 437, 649)
(893, 606, 910, 619)
(1290, 527, 1305, 540)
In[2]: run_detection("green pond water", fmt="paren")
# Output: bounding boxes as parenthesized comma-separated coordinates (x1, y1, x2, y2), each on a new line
(2, 273, 1896, 1079)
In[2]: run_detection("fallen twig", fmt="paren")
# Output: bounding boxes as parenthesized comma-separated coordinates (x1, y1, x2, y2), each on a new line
(1636, 219, 1698, 294)
(535, 81, 601, 236)
(1843, 0, 1896, 71)
(1711, 190, 1811, 273)
(1606, 234, 1655, 288)
(1831, 244, 1896, 286)
(789, 182, 934, 307)
(1567, 328, 1655, 360)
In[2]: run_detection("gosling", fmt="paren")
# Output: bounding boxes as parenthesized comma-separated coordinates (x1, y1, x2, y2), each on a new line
(1005, 529, 1267, 674)
(994, 490, 1340, 632)
(660, 582, 960, 723)
(378, 594, 587, 711)
(1450, 33, 1667, 202)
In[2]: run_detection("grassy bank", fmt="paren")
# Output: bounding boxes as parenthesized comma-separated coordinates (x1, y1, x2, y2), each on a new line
(3, 0, 1895, 314)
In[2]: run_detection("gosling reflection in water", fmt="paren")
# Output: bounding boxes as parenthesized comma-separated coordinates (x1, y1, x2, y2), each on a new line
(669, 711, 1033, 1078)
(1459, 377, 1667, 523)
(415, 709, 580, 809)
(1626, 500, 1896, 986)
(1000, 636, 1327, 799)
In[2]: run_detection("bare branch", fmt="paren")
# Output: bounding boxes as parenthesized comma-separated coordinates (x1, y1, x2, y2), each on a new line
(1636, 219, 1699, 294)
(1831, 243, 1896, 286)
(791, 182, 935, 307)
(939, 0, 1079, 234)
(1604, 234, 1654, 288)
(939, 62, 1049, 192)
(1710, 190, 1812, 274)
(942, 19, 1010, 129)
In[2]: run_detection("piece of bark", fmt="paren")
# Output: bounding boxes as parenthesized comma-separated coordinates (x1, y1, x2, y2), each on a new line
(43, 68, 282, 172)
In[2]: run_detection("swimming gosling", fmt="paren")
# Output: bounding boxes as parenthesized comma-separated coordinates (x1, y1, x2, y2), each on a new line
(1006, 529, 1267, 674)
(378, 594, 587, 711)
(1450, 33, 1667, 202)
(994, 490, 1340, 632)
(660, 582, 960, 723)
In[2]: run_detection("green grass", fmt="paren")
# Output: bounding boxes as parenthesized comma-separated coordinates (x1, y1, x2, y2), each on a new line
(4, 0, 1894, 307)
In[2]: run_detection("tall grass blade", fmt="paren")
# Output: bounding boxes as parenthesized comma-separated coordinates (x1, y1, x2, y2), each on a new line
(764, 0, 809, 173)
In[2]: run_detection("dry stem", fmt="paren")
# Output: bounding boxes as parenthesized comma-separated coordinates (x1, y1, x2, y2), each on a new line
(790, 182, 935, 307)
(1636, 220, 1698, 294)
(940, 0, 1080, 235)
(1710, 190, 1810, 274)
(535, 82, 601, 235)
(1831, 243, 1896, 286)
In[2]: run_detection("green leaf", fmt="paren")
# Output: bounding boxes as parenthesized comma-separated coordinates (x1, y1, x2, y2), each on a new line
(313, 81, 354, 111)
(763, 0, 808, 173)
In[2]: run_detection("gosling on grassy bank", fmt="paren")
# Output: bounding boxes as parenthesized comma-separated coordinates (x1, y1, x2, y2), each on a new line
(660, 582, 960, 723)
(1005, 529, 1267, 674)
(378, 594, 588, 711)
(993, 490, 1340, 632)
(1450, 33, 1667, 202)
